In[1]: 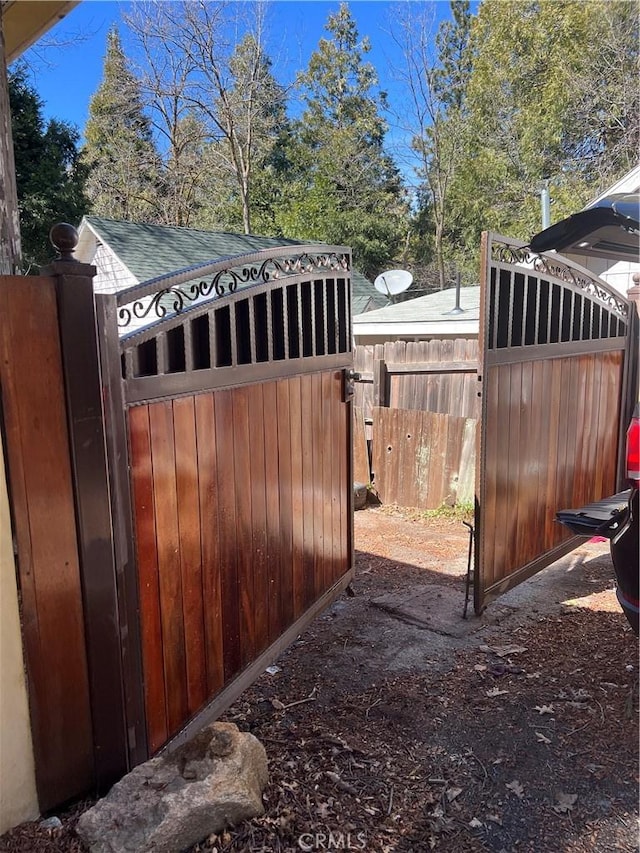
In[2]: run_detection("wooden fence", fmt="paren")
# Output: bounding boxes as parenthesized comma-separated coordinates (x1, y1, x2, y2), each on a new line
(354, 339, 479, 421)
(0, 237, 354, 811)
(353, 340, 479, 508)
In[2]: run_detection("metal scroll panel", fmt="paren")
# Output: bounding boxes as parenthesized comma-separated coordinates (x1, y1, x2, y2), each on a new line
(115, 245, 353, 404)
(475, 232, 635, 613)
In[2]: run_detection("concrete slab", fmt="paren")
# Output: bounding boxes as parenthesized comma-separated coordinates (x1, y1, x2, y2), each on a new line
(371, 584, 515, 638)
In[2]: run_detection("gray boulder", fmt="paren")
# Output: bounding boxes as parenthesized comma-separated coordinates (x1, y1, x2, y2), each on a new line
(76, 722, 268, 853)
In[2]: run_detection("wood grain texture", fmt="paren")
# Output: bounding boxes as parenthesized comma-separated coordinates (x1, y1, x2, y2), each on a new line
(289, 377, 305, 619)
(353, 406, 370, 485)
(478, 350, 625, 600)
(300, 375, 316, 611)
(129, 371, 351, 756)
(0, 276, 93, 808)
(173, 397, 207, 714)
(311, 373, 325, 601)
(330, 372, 342, 584)
(355, 339, 479, 421)
(372, 407, 476, 512)
(194, 393, 224, 697)
(321, 373, 333, 592)
(148, 401, 189, 736)
(232, 386, 255, 669)
(214, 390, 241, 681)
(247, 384, 269, 655)
(277, 379, 294, 630)
(128, 404, 167, 753)
(262, 381, 281, 644)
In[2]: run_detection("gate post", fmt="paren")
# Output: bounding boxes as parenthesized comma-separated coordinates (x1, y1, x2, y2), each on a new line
(43, 224, 128, 790)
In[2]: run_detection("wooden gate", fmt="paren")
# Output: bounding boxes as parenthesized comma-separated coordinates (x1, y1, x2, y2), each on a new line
(96, 246, 354, 758)
(475, 232, 637, 613)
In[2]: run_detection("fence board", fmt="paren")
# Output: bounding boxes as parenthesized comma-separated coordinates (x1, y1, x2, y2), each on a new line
(262, 382, 281, 645)
(277, 379, 294, 630)
(173, 397, 207, 716)
(214, 390, 241, 681)
(148, 401, 189, 736)
(311, 373, 325, 600)
(353, 338, 479, 421)
(289, 377, 305, 619)
(353, 406, 370, 484)
(194, 393, 224, 698)
(129, 405, 167, 753)
(330, 373, 342, 584)
(0, 276, 93, 808)
(300, 375, 316, 610)
(247, 384, 269, 653)
(232, 387, 255, 670)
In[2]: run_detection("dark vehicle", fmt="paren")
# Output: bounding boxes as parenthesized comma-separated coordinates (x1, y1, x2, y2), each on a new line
(530, 193, 640, 634)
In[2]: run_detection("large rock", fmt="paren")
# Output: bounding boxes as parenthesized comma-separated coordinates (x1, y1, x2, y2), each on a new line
(77, 722, 268, 853)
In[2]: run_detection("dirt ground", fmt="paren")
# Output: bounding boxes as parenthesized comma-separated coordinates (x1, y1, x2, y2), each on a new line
(2, 506, 638, 853)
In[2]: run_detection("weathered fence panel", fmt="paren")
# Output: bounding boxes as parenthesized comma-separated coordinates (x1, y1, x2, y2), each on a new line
(354, 339, 479, 421)
(372, 406, 476, 509)
(354, 339, 479, 507)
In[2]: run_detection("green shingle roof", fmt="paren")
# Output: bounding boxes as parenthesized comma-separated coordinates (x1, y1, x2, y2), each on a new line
(83, 216, 385, 315)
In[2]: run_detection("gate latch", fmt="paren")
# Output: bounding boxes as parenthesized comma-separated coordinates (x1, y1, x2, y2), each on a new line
(343, 369, 361, 402)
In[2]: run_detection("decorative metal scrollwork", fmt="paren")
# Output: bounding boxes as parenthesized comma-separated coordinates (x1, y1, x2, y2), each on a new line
(117, 251, 350, 328)
(491, 237, 628, 320)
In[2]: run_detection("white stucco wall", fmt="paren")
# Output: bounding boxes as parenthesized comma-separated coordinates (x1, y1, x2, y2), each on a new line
(0, 435, 38, 834)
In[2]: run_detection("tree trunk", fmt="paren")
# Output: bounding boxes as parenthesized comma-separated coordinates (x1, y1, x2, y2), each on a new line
(435, 216, 446, 291)
(0, 22, 21, 274)
(241, 181, 251, 235)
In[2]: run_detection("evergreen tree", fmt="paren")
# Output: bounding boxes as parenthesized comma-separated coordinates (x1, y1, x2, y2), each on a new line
(82, 28, 160, 222)
(277, 3, 406, 278)
(9, 62, 88, 270)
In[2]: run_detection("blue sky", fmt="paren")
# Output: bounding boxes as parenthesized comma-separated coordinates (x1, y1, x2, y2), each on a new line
(19, 0, 456, 182)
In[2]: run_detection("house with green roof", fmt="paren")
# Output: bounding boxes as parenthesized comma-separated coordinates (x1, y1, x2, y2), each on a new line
(353, 285, 480, 345)
(76, 217, 385, 316)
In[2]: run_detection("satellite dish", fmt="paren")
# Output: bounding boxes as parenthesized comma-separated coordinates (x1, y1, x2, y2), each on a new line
(374, 269, 413, 298)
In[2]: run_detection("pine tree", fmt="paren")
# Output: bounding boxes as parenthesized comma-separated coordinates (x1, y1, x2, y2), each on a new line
(9, 62, 88, 270)
(82, 28, 160, 222)
(277, 3, 406, 278)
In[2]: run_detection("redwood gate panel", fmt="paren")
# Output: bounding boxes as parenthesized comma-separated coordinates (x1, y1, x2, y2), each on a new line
(475, 233, 636, 613)
(97, 246, 353, 757)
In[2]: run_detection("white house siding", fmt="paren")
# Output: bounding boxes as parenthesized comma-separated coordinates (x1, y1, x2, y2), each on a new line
(0, 435, 38, 834)
(92, 242, 137, 293)
(564, 254, 639, 299)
